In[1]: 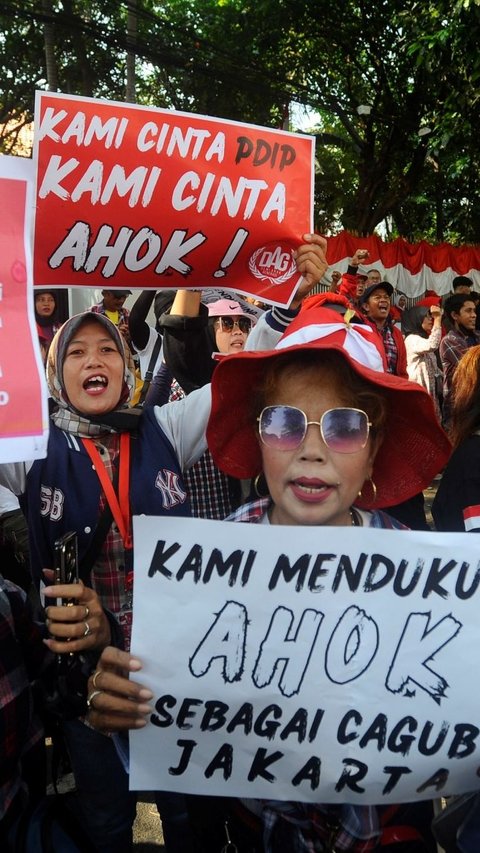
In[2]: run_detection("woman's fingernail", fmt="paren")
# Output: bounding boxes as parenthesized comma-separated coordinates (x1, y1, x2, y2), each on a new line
(138, 689, 154, 700)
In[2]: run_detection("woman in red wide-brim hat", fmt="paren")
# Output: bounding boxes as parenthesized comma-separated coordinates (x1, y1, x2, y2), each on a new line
(207, 305, 450, 521)
(86, 305, 451, 850)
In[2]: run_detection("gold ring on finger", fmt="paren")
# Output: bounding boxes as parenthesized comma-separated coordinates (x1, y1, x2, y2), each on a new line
(83, 621, 92, 638)
(92, 669, 102, 689)
(84, 605, 89, 619)
(86, 689, 103, 710)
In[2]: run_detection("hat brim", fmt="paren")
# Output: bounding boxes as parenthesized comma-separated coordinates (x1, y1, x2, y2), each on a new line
(207, 338, 451, 509)
(360, 282, 394, 304)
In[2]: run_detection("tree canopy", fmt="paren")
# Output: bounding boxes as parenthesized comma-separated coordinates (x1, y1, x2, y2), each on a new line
(2, 0, 480, 243)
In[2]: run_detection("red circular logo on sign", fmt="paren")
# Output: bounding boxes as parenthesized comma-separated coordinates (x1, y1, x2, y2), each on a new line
(248, 242, 297, 285)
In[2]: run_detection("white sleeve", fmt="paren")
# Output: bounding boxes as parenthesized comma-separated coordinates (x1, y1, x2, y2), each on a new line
(0, 462, 30, 496)
(153, 384, 211, 470)
(245, 306, 295, 351)
(405, 327, 441, 356)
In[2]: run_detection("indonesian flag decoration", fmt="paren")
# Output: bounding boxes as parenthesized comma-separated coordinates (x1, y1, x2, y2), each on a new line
(325, 231, 480, 296)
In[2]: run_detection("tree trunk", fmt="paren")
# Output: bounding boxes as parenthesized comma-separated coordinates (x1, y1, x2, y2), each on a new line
(126, 0, 137, 103)
(42, 0, 58, 91)
(61, 0, 94, 96)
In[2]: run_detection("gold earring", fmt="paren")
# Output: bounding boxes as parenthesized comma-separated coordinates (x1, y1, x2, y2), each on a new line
(359, 476, 377, 504)
(253, 472, 270, 498)
(367, 476, 377, 503)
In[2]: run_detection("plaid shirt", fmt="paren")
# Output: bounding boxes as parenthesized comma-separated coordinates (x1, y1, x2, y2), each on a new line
(440, 327, 480, 426)
(227, 498, 406, 530)
(262, 801, 380, 852)
(0, 579, 47, 822)
(363, 318, 407, 378)
(183, 451, 239, 519)
(169, 379, 240, 520)
(378, 322, 398, 374)
(227, 498, 406, 850)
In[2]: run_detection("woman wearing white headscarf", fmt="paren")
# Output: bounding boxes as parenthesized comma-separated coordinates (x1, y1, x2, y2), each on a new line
(0, 310, 210, 853)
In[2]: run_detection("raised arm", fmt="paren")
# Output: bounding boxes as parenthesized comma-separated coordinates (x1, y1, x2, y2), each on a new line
(128, 290, 157, 352)
(169, 289, 202, 317)
(290, 233, 328, 308)
(159, 293, 214, 392)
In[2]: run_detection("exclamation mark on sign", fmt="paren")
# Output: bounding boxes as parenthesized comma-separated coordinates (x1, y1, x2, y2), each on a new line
(213, 229, 249, 278)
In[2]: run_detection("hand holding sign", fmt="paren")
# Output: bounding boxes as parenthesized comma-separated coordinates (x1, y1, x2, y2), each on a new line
(290, 233, 328, 309)
(86, 646, 153, 733)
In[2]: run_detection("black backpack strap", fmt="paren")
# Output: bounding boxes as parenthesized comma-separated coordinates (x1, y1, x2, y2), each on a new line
(137, 333, 162, 406)
(78, 451, 121, 584)
(78, 502, 113, 585)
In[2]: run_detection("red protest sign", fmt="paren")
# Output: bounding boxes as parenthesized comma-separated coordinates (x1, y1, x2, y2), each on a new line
(0, 173, 47, 455)
(33, 92, 314, 306)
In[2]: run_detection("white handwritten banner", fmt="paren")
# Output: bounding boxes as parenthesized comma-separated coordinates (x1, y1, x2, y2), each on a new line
(0, 155, 49, 463)
(129, 516, 480, 805)
(32, 92, 314, 306)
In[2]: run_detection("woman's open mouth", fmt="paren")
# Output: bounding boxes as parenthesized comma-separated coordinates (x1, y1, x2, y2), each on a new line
(83, 375, 108, 394)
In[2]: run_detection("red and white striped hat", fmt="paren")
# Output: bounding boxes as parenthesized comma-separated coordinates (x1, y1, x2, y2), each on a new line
(207, 306, 451, 508)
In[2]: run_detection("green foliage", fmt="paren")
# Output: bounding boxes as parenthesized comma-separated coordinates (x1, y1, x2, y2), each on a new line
(2, 0, 480, 242)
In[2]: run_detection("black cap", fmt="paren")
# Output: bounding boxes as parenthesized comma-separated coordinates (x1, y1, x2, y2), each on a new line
(360, 281, 394, 304)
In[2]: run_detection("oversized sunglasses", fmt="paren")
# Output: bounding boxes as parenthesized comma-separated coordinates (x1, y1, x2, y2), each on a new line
(217, 316, 252, 333)
(257, 405, 372, 453)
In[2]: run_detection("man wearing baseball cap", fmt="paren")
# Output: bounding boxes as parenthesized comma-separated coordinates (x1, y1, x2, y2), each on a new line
(360, 280, 428, 530)
(360, 280, 408, 378)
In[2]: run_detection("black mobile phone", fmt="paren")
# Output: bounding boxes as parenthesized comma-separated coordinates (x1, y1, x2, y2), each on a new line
(53, 531, 79, 606)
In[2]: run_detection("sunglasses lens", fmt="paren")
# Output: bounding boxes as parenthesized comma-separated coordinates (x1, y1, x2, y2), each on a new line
(238, 317, 252, 333)
(259, 406, 306, 450)
(221, 316, 234, 331)
(322, 409, 369, 453)
(220, 316, 251, 333)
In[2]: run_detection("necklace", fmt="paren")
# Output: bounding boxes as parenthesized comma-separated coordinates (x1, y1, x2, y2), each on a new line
(350, 507, 362, 526)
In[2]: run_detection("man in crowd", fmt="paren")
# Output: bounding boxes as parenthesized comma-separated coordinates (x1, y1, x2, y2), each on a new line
(366, 267, 382, 285)
(90, 289, 132, 348)
(361, 282, 428, 529)
(451, 275, 473, 295)
(338, 249, 370, 306)
(360, 281, 408, 378)
(440, 293, 480, 430)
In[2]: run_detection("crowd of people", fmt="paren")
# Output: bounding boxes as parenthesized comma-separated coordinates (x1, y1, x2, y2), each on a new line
(2, 234, 480, 851)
